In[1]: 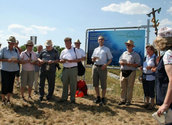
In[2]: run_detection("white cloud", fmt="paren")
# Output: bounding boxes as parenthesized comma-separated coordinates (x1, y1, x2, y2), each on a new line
(31, 25, 56, 35)
(160, 18, 172, 27)
(167, 7, 172, 15)
(101, 1, 150, 15)
(8, 24, 56, 35)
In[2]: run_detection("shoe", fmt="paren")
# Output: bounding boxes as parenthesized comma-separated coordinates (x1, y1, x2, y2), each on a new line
(39, 97, 43, 101)
(34, 91, 38, 95)
(22, 96, 26, 101)
(125, 102, 131, 106)
(94, 97, 101, 104)
(71, 100, 76, 104)
(147, 104, 155, 110)
(143, 103, 149, 108)
(6, 100, 11, 105)
(118, 101, 126, 105)
(46, 96, 52, 101)
(1, 100, 6, 106)
(101, 98, 106, 105)
(58, 99, 67, 103)
(28, 96, 33, 100)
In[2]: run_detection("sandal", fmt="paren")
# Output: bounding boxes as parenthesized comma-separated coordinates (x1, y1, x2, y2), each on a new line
(147, 104, 155, 110)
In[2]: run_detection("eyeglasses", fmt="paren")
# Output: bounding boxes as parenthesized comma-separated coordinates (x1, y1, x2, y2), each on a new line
(98, 39, 104, 40)
(126, 44, 131, 47)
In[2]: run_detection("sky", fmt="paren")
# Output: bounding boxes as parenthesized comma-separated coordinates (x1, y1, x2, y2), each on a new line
(0, 0, 172, 49)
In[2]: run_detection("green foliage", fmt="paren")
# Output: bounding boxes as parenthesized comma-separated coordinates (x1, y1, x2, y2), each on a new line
(54, 45, 65, 54)
(20, 45, 26, 51)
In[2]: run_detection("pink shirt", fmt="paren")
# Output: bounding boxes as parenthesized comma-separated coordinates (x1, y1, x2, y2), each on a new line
(20, 50, 37, 71)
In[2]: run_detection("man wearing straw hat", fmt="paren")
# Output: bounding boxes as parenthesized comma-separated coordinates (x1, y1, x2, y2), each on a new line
(38, 40, 59, 101)
(118, 40, 140, 106)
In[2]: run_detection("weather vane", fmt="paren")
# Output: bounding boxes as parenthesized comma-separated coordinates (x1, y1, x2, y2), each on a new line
(147, 8, 161, 36)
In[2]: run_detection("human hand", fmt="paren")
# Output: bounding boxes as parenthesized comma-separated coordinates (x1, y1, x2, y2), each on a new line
(101, 64, 107, 70)
(157, 104, 169, 117)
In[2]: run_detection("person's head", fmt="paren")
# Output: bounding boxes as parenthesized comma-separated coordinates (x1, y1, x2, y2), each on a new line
(64, 37, 72, 49)
(98, 36, 104, 46)
(74, 39, 81, 49)
(45, 40, 53, 51)
(154, 27, 172, 51)
(26, 40, 34, 52)
(7, 36, 16, 49)
(125, 40, 135, 52)
(146, 45, 155, 56)
(37, 45, 43, 52)
(14, 40, 19, 47)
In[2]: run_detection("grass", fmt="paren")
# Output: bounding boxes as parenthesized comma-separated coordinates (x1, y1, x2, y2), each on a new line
(0, 66, 158, 125)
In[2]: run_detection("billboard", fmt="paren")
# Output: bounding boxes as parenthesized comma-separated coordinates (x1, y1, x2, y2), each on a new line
(87, 30, 145, 66)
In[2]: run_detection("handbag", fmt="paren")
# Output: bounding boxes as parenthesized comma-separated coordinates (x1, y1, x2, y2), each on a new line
(74, 48, 86, 76)
(121, 70, 132, 77)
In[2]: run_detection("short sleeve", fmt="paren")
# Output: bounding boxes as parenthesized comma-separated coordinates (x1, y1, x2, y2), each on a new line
(91, 49, 96, 58)
(0, 48, 3, 59)
(20, 52, 24, 59)
(163, 50, 172, 65)
(60, 50, 64, 60)
(134, 53, 141, 65)
(106, 48, 113, 60)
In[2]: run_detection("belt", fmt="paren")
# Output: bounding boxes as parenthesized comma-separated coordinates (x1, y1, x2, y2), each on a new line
(63, 66, 77, 69)
(95, 64, 103, 67)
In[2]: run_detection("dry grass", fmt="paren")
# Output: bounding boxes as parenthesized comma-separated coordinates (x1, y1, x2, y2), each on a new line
(0, 67, 158, 125)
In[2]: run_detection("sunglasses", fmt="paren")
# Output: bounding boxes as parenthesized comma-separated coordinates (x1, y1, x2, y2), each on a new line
(126, 44, 132, 47)
(98, 39, 104, 40)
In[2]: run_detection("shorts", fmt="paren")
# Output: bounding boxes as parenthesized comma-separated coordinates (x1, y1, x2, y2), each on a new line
(21, 70, 35, 88)
(92, 65, 107, 89)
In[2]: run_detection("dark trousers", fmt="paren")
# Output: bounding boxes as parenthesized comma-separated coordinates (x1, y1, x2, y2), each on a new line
(142, 80, 155, 98)
(1, 70, 16, 94)
(39, 71, 56, 98)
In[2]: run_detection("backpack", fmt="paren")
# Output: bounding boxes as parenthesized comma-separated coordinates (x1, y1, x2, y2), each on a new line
(75, 80, 88, 97)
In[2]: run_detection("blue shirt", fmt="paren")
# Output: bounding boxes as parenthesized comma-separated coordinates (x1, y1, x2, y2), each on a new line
(35, 51, 41, 72)
(0, 47, 20, 72)
(39, 48, 59, 72)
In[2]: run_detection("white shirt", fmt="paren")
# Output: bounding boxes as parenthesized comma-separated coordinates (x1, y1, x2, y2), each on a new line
(91, 46, 113, 65)
(20, 50, 37, 71)
(163, 49, 172, 65)
(143, 54, 156, 81)
(60, 46, 81, 67)
(75, 48, 86, 58)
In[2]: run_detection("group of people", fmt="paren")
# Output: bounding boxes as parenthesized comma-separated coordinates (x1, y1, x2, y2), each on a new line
(0, 27, 172, 124)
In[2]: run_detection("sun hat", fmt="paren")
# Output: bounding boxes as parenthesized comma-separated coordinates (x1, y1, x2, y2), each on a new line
(45, 40, 53, 46)
(7, 36, 16, 43)
(26, 40, 34, 46)
(74, 39, 81, 44)
(125, 40, 135, 47)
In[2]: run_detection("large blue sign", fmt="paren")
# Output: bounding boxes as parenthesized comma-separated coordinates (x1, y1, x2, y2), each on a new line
(87, 30, 145, 66)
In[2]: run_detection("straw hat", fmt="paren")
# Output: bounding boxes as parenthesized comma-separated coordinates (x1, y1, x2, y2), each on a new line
(125, 40, 135, 47)
(26, 40, 34, 46)
(45, 40, 53, 46)
(74, 39, 81, 44)
(7, 36, 16, 43)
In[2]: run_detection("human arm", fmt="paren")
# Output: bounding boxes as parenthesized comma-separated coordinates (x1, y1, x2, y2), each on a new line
(157, 64, 172, 116)
(101, 58, 112, 70)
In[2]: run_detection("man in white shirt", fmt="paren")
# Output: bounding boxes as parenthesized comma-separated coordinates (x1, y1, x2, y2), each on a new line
(91, 36, 113, 105)
(74, 39, 86, 61)
(60, 37, 82, 104)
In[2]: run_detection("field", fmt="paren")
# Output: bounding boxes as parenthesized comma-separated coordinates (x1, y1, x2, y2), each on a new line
(0, 67, 159, 125)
